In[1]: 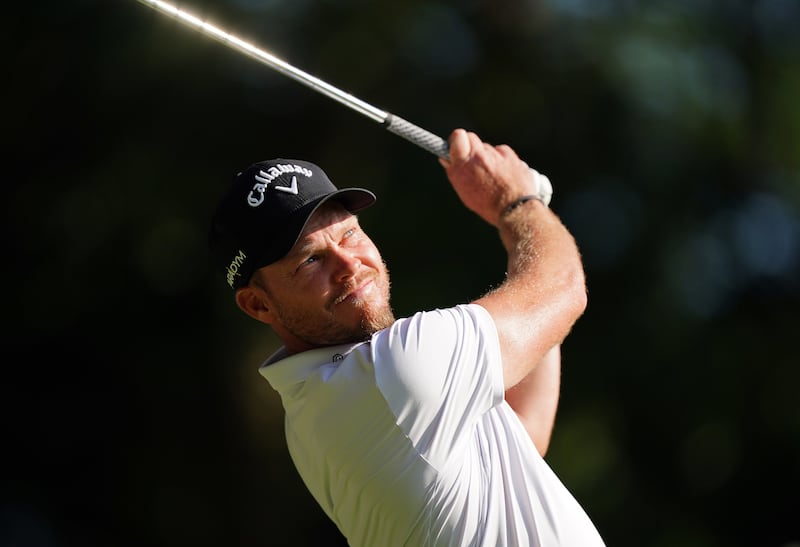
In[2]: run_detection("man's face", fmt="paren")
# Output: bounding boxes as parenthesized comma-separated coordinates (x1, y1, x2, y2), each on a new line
(252, 202, 394, 352)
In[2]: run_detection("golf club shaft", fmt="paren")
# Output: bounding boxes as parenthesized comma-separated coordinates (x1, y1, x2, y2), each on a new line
(136, 0, 450, 158)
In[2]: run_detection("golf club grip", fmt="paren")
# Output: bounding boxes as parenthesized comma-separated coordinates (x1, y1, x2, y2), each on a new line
(384, 114, 450, 159)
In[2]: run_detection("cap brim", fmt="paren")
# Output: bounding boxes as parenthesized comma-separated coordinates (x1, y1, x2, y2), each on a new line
(253, 187, 376, 270)
(296, 187, 377, 242)
(321, 187, 376, 214)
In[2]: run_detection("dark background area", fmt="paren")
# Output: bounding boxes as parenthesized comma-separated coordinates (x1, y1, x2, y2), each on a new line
(4, 0, 799, 545)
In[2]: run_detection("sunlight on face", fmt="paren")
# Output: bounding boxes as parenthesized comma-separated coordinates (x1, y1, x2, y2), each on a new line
(256, 202, 395, 349)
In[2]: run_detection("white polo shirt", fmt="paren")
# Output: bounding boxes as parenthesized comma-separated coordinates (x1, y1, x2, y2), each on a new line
(259, 303, 605, 546)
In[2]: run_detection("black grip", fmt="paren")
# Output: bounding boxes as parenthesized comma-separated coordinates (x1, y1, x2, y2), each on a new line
(384, 114, 450, 159)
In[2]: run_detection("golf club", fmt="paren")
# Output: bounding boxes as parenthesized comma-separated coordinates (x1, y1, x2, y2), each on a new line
(136, 0, 449, 157)
(135, 0, 552, 204)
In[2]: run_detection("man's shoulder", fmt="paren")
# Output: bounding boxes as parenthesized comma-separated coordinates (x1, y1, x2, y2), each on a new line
(370, 303, 497, 371)
(381, 303, 493, 336)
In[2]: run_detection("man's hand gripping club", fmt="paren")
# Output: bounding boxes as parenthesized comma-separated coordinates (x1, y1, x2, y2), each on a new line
(439, 129, 587, 455)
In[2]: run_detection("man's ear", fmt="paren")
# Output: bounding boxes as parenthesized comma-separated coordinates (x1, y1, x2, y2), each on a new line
(235, 286, 275, 325)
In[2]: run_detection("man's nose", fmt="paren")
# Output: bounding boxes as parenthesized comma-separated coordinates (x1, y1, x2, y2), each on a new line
(332, 248, 361, 281)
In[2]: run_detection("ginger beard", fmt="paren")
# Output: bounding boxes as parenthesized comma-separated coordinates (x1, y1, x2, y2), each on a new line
(267, 260, 395, 347)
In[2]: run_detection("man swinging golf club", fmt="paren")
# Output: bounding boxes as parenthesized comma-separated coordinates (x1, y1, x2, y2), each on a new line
(209, 128, 606, 546)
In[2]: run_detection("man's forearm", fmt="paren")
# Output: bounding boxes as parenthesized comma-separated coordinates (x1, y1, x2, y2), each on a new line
(484, 200, 586, 389)
(504, 345, 561, 456)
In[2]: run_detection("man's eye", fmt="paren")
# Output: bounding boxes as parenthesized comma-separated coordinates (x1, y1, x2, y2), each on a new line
(296, 255, 318, 272)
(343, 227, 362, 243)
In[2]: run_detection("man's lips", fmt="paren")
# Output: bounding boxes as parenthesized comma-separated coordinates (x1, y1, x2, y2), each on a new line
(333, 278, 374, 305)
(349, 279, 375, 300)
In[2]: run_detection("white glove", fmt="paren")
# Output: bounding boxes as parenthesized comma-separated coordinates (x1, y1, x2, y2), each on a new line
(529, 168, 553, 207)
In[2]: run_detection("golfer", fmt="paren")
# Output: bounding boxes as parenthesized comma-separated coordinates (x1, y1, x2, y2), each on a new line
(209, 128, 605, 546)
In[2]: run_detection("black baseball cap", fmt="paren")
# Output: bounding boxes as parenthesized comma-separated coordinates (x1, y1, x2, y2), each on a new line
(209, 159, 376, 289)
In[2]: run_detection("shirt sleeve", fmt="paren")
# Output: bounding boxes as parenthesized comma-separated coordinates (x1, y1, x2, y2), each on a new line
(370, 303, 505, 468)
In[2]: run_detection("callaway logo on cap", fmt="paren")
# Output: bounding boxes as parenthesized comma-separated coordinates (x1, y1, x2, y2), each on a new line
(247, 163, 312, 205)
(208, 158, 376, 289)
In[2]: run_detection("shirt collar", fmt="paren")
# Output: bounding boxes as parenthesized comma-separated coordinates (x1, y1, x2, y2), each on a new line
(258, 341, 367, 391)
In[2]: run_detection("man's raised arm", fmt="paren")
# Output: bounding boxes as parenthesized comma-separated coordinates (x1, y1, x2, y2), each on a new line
(439, 128, 587, 405)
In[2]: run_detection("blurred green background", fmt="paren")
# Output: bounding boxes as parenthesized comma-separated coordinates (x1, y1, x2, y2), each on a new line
(4, 0, 799, 545)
